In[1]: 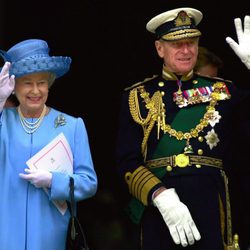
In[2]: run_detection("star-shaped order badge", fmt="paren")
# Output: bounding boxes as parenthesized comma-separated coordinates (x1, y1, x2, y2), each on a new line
(207, 110, 221, 127)
(205, 129, 220, 150)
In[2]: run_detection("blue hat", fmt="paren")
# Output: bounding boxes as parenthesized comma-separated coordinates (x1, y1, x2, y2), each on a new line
(0, 39, 72, 78)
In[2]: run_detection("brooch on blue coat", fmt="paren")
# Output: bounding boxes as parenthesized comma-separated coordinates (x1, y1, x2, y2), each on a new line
(54, 114, 66, 128)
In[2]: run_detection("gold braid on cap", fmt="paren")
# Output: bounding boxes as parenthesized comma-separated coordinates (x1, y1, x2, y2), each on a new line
(162, 29, 201, 41)
(129, 85, 164, 159)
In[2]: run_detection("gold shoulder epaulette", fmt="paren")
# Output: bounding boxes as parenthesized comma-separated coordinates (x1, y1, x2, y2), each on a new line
(124, 75, 158, 91)
(196, 72, 232, 83)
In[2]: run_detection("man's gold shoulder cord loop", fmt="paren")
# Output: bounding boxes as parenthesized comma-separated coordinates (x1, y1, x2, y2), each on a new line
(129, 86, 164, 159)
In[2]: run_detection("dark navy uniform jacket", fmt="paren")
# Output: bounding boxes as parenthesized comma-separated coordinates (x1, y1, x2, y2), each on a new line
(116, 68, 250, 250)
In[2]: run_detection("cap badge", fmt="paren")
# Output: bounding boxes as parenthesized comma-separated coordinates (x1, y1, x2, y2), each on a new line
(175, 11, 192, 27)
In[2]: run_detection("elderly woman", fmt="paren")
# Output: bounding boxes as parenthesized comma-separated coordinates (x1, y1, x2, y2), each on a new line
(0, 39, 98, 250)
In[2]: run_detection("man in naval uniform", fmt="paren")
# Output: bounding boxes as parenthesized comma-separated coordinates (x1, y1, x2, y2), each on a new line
(116, 7, 250, 250)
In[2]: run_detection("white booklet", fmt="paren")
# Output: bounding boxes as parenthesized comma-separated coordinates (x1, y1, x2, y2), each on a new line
(26, 132, 73, 215)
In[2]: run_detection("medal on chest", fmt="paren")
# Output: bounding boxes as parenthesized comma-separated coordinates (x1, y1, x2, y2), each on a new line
(173, 80, 230, 108)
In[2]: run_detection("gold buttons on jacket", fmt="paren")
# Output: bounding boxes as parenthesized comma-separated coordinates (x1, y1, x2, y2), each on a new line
(166, 165, 172, 171)
(193, 80, 198, 84)
(198, 136, 204, 142)
(197, 149, 203, 155)
(158, 81, 165, 87)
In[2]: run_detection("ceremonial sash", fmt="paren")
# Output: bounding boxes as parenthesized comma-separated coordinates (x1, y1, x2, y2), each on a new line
(126, 78, 213, 224)
(153, 78, 210, 159)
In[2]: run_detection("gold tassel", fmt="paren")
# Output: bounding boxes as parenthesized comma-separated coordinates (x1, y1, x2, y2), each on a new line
(225, 234, 240, 250)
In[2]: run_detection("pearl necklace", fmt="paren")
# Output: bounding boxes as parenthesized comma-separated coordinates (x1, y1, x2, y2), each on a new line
(17, 105, 47, 134)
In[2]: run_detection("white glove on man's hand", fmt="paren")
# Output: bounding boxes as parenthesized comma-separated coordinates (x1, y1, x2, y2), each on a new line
(19, 168, 52, 188)
(153, 188, 201, 247)
(0, 62, 15, 110)
(226, 15, 250, 69)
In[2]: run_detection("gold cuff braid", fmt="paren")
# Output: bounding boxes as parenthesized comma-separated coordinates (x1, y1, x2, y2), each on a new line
(125, 166, 161, 206)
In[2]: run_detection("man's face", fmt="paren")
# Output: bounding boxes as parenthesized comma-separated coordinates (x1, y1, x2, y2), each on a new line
(155, 38, 199, 75)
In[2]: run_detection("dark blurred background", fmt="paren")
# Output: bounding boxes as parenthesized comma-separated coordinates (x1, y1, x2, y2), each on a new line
(2, 1, 250, 249)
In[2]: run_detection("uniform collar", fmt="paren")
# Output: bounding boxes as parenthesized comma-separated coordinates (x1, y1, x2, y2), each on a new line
(162, 64, 194, 81)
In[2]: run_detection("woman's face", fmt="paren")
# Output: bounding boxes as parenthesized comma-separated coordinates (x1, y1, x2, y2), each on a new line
(155, 37, 199, 75)
(15, 71, 50, 117)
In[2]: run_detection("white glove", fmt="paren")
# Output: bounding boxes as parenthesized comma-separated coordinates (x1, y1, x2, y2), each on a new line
(19, 168, 52, 188)
(0, 62, 15, 111)
(153, 188, 201, 247)
(226, 15, 250, 69)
